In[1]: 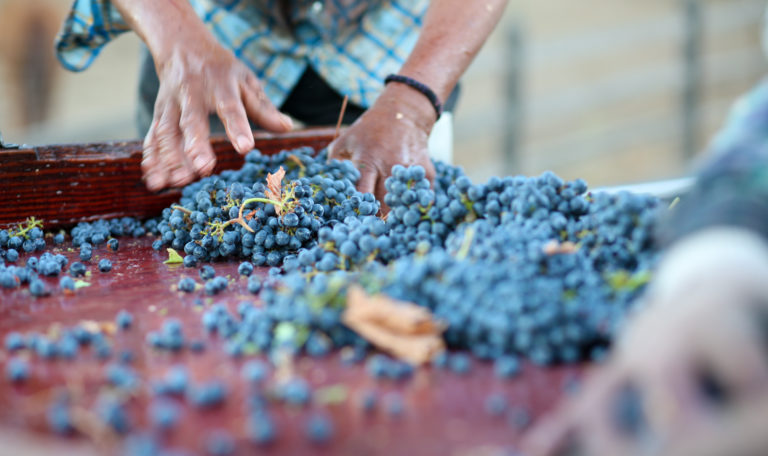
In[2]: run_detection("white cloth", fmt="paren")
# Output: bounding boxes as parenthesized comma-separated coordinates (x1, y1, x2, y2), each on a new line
(427, 112, 454, 164)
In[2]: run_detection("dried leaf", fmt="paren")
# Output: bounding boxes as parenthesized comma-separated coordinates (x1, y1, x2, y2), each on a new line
(343, 286, 445, 365)
(265, 166, 286, 204)
(164, 248, 183, 264)
(543, 240, 579, 256)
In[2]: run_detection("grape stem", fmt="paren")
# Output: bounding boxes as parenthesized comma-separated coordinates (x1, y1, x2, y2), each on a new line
(219, 197, 285, 233)
(171, 205, 192, 215)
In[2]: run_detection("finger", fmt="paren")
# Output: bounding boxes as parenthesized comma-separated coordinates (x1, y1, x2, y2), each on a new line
(215, 83, 255, 154)
(155, 103, 195, 188)
(375, 176, 390, 215)
(142, 123, 165, 192)
(422, 154, 436, 186)
(356, 163, 377, 196)
(179, 95, 216, 176)
(241, 74, 292, 133)
(523, 366, 625, 456)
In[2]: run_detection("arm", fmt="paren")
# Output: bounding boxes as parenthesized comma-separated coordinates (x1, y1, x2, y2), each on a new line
(329, 0, 508, 205)
(112, 0, 293, 191)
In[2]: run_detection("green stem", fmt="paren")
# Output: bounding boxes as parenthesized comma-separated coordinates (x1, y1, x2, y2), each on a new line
(241, 197, 284, 209)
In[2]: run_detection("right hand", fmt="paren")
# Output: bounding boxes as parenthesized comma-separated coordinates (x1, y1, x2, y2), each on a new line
(142, 35, 293, 191)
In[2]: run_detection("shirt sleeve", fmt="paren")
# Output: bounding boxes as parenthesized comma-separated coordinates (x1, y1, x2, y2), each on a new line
(55, 0, 131, 72)
(659, 78, 768, 246)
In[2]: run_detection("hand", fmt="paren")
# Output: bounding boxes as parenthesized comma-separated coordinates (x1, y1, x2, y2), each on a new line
(141, 34, 293, 191)
(328, 83, 437, 210)
(522, 228, 768, 456)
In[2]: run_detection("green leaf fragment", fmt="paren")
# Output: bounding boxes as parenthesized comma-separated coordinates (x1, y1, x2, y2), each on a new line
(73, 280, 91, 290)
(315, 384, 348, 405)
(606, 270, 652, 292)
(164, 248, 184, 264)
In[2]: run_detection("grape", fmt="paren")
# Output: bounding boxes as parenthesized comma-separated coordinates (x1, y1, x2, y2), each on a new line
(69, 262, 86, 277)
(178, 277, 197, 293)
(241, 360, 269, 384)
(248, 413, 277, 445)
(98, 397, 131, 433)
(484, 393, 508, 417)
(59, 276, 75, 291)
(98, 258, 113, 272)
(149, 400, 179, 431)
(29, 279, 49, 297)
(305, 414, 334, 444)
(278, 378, 311, 406)
(6, 357, 30, 383)
(206, 431, 236, 455)
(238, 261, 254, 276)
(5, 249, 18, 263)
(4, 333, 24, 351)
(116, 310, 133, 329)
(187, 381, 227, 408)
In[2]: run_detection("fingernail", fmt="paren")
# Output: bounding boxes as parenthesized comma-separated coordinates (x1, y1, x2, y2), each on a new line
(280, 114, 293, 130)
(147, 174, 162, 190)
(237, 135, 253, 152)
(193, 156, 208, 171)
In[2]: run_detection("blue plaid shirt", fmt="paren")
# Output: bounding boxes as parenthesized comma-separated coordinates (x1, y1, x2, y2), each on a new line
(55, 0, 427, 109)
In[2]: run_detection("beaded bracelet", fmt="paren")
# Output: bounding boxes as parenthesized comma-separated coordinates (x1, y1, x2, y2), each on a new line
(384, 74, 443, 120)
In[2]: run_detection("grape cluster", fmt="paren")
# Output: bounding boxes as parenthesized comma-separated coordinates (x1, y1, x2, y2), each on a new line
(186, 148, 662, 365)
(149, 148, 379, 270)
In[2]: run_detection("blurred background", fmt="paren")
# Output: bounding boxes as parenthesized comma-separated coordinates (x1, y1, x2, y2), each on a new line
(1, 0, 767, 187)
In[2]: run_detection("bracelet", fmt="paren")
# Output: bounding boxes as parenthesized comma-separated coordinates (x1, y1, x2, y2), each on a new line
(384, 74, 443, 120)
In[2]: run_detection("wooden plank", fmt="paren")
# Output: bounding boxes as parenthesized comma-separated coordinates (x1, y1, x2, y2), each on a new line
(0, 128, 337, 229)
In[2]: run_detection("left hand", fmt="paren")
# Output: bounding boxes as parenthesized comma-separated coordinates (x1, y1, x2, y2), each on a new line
(522, 228, 768, 456)
(328, 83, 437, 210)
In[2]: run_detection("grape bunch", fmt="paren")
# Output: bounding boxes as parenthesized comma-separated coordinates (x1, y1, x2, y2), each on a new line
(182, 148, 662, 365)
(150, 148, 380, 269)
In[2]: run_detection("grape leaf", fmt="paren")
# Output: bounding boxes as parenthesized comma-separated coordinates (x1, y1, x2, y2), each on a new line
(342, 285, 445, 365)
(164, 248, 183, 264)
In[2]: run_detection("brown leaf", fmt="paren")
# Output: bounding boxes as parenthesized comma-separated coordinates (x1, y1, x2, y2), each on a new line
(342, 286, 445, 365)
(265, 166, 286, 216)
(265, 166, 285, 203)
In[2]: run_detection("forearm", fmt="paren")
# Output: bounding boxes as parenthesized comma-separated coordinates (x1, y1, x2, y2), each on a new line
(111, 0, 215, 65)
(380, 0, 506, 126)
(402, 0, 507, 101)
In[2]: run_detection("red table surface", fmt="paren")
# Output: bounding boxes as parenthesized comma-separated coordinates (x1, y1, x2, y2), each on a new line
(0, 236, 586, 455)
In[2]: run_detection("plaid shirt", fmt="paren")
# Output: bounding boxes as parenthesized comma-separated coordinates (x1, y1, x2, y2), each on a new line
(55, 0, 427, 109)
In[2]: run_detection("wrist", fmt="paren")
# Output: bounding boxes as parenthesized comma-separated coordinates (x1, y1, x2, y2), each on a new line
(375, 83, 438, 134)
